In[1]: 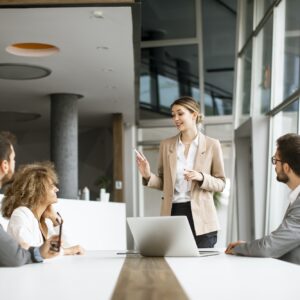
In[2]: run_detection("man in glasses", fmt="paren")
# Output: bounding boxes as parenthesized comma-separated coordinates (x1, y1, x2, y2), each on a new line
(226, 133, 300, 264)
(0, 131, 59, 267)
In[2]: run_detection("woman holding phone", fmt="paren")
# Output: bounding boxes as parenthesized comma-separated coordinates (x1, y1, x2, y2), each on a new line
(1, 162, 84, 255)
(136, 96, 226, 248)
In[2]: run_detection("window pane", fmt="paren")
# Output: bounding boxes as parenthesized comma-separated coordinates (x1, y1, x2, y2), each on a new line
(268, 100, 299, 233)
(204, 92, 214, 116)
(158, 75, 179, 108)
(140, 45, 199, 115)
(140, 75, 151, 104)
(255, 16, 273, 114)
(240, 0, 254, 48)
(192, 86, 200, 101)
(141, 0, 196, 41)
(283, 0, 300, 99)
(204, 89, 232, 116)
(140, 50, 156, 110)
(255, 0, 275, 24)
(240, 41, 253, 116)
(202, 0, 237, 116)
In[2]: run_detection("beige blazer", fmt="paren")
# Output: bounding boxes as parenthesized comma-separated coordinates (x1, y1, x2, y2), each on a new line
(144, 132, 226, 236)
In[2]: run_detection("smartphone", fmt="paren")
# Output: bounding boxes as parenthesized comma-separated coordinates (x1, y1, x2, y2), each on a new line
(134, 148, 144, 160)
(50, 214, 63, 252)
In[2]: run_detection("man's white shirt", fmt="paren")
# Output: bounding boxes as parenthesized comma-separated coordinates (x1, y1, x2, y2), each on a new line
(289, 184, 300, 205)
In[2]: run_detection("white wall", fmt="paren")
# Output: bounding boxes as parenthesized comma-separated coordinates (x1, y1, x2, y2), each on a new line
(0, 196, 127, 250)
(54, 199, 126, 250)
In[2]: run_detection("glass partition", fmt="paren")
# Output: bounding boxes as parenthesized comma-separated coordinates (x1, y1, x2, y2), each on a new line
(240, 0, 254, 48)
(141, 0, 196, 41)
(283, 0, 300, 99)
(140, 74, 151, 105)
(202, 0, 236, 116)
(158, 75, 179, 109)
(140, 45, 199, 114)
(255, 0, 275, 24)
(255, 16, 273, 114)
(240, 41, 253, 116)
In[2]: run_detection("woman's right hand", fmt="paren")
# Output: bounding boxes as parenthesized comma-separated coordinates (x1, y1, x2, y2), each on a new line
(135, 151, 151, 180)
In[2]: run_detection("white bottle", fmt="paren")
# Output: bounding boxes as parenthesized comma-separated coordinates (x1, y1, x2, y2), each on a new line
(100, 188, 106, 201)
(82, 186, 90, 201)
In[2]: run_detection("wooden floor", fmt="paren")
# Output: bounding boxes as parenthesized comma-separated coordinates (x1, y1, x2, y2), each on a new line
(111, 256, 189, 300)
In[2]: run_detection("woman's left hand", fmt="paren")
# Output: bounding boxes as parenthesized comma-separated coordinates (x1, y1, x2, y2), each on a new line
(42, 205, 60, 226)
(183, 169, 204, 182)
(63, 245, 85, 255)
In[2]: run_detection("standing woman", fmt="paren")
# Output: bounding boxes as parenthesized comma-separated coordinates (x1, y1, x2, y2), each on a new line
(136, 96, 226, 248)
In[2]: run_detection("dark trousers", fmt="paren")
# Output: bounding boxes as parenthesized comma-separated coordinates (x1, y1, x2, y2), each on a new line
(171, 202, 217, 248)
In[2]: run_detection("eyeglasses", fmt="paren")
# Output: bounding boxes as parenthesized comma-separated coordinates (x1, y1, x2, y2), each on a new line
(271, 156, 284, 165)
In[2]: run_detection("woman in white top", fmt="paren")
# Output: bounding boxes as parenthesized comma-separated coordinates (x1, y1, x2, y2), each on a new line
(136, 96, 226, 248)
(1, 162, 84, 255)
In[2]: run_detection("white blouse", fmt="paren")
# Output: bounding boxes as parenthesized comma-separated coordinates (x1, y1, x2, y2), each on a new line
(7, 206, 68, 247)
(173, 135, 199, 203)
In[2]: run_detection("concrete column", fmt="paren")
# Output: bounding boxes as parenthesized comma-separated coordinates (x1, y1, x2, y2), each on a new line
(50, 93, 82, 199)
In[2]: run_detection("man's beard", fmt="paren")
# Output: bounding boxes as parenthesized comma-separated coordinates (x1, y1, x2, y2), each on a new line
(276, 170, 289, 184)
(1, 169, 13, 187)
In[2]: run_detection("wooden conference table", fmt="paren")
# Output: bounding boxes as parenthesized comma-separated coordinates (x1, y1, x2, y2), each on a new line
(0, 250, 300, 300)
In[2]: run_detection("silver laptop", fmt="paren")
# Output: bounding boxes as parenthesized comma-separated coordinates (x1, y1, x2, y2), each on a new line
(127, 216, 220, 257)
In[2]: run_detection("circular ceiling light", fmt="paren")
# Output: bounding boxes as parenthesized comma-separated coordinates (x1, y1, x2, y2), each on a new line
(0, 63, 51, 80)
(6, 43, 59, 57)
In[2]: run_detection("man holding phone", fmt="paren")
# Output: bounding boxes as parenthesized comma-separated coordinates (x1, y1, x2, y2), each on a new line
(0, 131, 60, 267)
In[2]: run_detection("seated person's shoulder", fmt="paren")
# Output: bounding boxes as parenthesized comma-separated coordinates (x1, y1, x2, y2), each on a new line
(11, 206, 34, 219)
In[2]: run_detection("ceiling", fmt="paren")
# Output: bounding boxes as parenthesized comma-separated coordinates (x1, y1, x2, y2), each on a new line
(0, 5, 135, 132)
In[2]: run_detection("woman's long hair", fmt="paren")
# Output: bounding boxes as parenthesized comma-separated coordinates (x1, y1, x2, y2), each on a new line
(1, 161, 58, 219)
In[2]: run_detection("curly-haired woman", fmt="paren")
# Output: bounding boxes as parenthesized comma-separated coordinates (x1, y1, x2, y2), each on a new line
(1, 162, 84, 255)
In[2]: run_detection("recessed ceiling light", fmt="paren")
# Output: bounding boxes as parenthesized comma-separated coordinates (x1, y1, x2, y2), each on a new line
(0, 63, 51, 80)
(93, 10, 104, 18)
(102, 68, 114, 72)
(6, 43, 59, 57)
(97, 46, 109, 50)
(105, 85, 117, 89)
